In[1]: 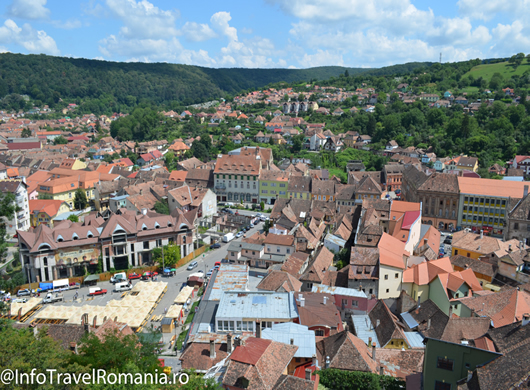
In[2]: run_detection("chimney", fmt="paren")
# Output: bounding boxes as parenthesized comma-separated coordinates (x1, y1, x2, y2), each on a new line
(524, 185, 528, 197)
(427, 318, 431, 330)
(368, 337, 372, 347)
(509, 244, 512, 252)
(300, 297, 305, 307)
(480, 230, 483, 239)
(379, 366, 384, 376)
(417, 296, 421, 306)
(325, 356, 330, 369)
(305, 369, 312, 380)
(256, 320, 261, 339)
(227, 333, 233, 353)
(209, 338, 216, 359)
(372, 343, 376, 361)
(323, 296, 328, 305)
(376, 319, 380, 328)
(290, 338, 294, 345)
(523, 313, 530, 327)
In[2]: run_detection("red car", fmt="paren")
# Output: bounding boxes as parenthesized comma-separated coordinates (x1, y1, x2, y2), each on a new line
(88, 288, 107, 296)
(128, 272, 141, 280)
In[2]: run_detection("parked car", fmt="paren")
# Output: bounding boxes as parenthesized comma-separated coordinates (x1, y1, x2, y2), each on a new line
(128, 272, 141, 280)
(88, 287, 107, 296)
(210, 243, 221, 249)
(206, 269, 213, 278)
(17, 289, 33, 297)
(260, 216, 267, 221)
(236, 231, 243, 238)
(187, 261, 198, 271)
(443, 237, 452, 245)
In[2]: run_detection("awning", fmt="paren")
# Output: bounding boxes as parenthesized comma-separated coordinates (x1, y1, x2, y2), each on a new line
(83, 274, 100, 283)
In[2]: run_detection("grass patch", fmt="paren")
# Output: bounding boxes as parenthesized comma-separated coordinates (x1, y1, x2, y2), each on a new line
(175, 330, 187, 350)
(463, 61, 530, 82)
(185, 301, 200, 325)
(198, 226, 208, 234)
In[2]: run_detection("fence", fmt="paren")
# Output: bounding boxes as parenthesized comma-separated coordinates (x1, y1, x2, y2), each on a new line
(14, 245, 208, 292)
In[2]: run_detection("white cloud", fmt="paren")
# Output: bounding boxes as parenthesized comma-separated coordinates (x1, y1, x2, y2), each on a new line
(181, 21, 217, 42)
(241, 27, 253, 34)
(457, 0, 529, 21)
(105, 0, 179, 39)
(490, 20, 530, 55)
(99, 34, 216, 66)
(7, 0, 50, 20)
(210, 12, 238, 41)
(52, 19, 83, 30)
(0, 19, 59, 55)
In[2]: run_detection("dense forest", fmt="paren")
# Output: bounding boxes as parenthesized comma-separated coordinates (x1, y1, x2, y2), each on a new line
(0, 53, 431, 113)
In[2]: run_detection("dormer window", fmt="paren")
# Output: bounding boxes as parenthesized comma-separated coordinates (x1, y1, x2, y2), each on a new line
(57, 235, 64, 243)
(141, 223, 147, 231)
(168, 222, 173, 227)
(72, 233, 79, 240)
(87, 231, 94, 238)
(155, 222, 160, 229)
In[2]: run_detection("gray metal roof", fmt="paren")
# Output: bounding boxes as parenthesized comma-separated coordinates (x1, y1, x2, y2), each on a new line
(400, 312, 419, 329)
(312, 285, 368, 298)
(404, 332, 424, 348)
(208, 264, 250, 301)
(324, 233, 347, 246)
(259, 254, 286, 263)
(216, 291, 298, 320)
(227, 242, 263, 252)
(352, 314, 379, 346)
(262, 322, 316, 358)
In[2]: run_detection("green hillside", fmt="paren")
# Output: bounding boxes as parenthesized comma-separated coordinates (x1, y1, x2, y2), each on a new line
(0, 53, 432, 112)
(463, 60, 530, 82)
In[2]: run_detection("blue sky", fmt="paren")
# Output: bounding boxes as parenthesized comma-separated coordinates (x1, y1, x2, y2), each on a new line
(1, 0, 529, 69)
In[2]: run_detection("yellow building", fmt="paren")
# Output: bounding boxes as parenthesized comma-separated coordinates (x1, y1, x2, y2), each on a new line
(451, 230, 522, 259)
(29, 199, 71, 228)
(36, 168, 119, 209)
(58, 158, 87, 171)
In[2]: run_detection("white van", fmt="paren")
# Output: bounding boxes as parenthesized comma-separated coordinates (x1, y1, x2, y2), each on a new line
(114, 281, 132, 292)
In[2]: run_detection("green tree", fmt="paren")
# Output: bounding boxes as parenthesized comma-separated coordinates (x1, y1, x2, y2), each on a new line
(154, 200, 170, 215)
(54, 135, 68, 145)
(152, 245, 181, 268)
(21, 128, 32, 138)
(0, 326, 73, 390)
(67, 214, 79, 223)
(73, 188, 88, 210)
(0, 192, 18, 263)
(71, 327, 160, 374)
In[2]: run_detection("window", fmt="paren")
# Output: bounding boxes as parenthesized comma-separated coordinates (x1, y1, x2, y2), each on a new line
(218, 320, 222, 330)
(386, 289, 389, 293)
(270, 183, 276, 187)
(315, 330, 324, 337)
(436, 357, 454, 371)
(229, 321, 234, 331)
(435, 381, 451, 390)
(351, 300, 358, 307)
(262, 183, 268, 186)
(395, 273, 399, 279)
(341, 299, 348, 306)
(384, 274, 388, 280)
(262, 190, 268, 194)
(286, 248, 290, 254)
(223, 321, 229, 331)
(280, 184, 286, 187)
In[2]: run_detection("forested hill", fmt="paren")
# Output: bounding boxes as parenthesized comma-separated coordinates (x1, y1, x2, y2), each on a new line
(0, 53, 430, 108)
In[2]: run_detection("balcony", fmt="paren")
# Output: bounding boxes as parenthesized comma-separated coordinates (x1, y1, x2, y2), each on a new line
(215, 183, 226, 190)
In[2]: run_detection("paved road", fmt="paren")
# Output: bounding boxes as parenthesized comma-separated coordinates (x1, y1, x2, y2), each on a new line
(24, 211, 269, 370)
